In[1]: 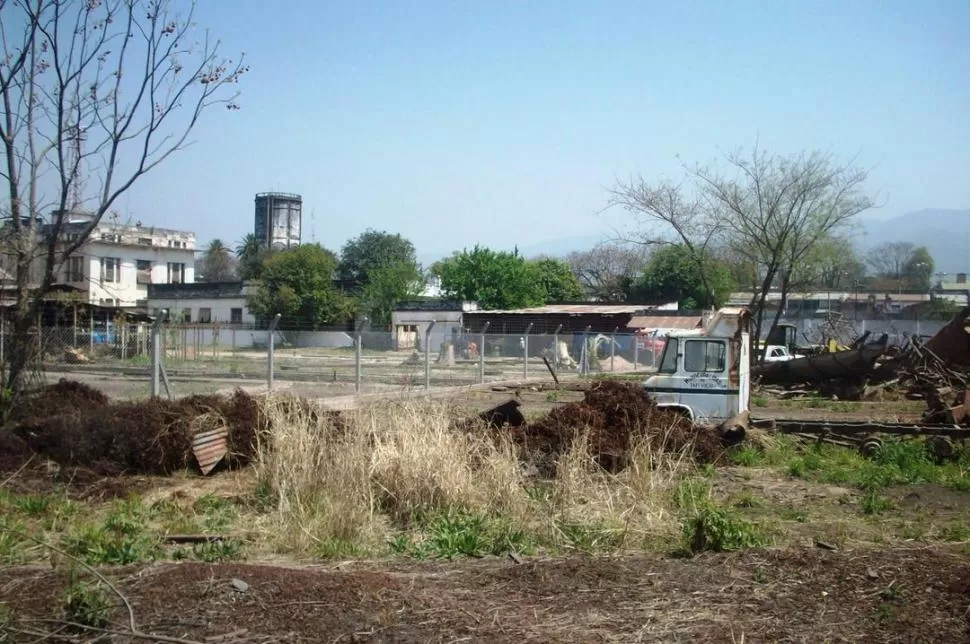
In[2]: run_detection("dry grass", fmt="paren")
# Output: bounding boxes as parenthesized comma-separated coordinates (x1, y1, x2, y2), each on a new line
(251, 395, 698, 555)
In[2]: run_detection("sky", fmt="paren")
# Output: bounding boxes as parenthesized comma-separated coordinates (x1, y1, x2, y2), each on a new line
(119, 0, 970, 263)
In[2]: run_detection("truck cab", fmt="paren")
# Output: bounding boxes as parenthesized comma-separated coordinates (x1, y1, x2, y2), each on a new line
(643, 308, 750, 423)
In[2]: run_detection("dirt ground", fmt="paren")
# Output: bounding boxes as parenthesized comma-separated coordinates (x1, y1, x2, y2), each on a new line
(3, 546, 969, 643)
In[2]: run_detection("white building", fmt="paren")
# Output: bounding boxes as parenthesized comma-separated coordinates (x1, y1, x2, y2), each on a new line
(146, 281, 256, 325)
(51, 214, 196, 308)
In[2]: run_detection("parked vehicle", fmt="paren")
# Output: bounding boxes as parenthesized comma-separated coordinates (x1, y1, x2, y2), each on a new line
(642, 308, 750, 423)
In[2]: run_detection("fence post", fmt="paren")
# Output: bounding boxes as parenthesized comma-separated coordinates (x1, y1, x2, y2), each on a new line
(0, 310, 4, 367)
(552, 324, 563, 368)
(267, 313, 282, 392)
(72, 305, 78, 348)
(151, 310, 167, 398)
(523, 322, 534, 379)
(424, 320, 437, 391)
(355, 317, 367, 393)
(610, 327, 618, 372)
(633, 333, 639, 368)
(479, 321, 490, 384)
(581, 325, 592, 376)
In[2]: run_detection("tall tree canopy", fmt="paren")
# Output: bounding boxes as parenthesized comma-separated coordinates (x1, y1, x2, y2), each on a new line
(199, 239, 235, 282)
(866, 241, 934, 290)
(247, 244, 353, 329)
(337, 230, 424, 325)
(530, 258, 585, 302)
(432, 246, 545, 310)
(566, 243, 649, 302)
(338, 230, 420, 290)
(633, 244, 734, 309)
(0, 0, 245, 394)
(612, 147, 873, 349)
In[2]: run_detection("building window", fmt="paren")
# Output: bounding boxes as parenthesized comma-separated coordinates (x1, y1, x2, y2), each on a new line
(168, 239, 185, 248)
(100, 257, 120, 283)
(100, 233, 122, 243)
(684, 340, 726, 373)
(136, 260, 152, 284)
(167, 262, 185, 284)
(181, 308, 191, 323)
(66, 256, 85, 282)
(99, 298, 116, 307)
(137, 237, 153, 246)
(198, 307, 212, 323)
(230, 308, 243, 324)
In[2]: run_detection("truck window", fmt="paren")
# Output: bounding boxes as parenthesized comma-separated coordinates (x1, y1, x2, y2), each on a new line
(659, 338, 678, 373)
(684, 340, 726, 372)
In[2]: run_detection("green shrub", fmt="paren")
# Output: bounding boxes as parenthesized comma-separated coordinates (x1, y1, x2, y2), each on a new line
(682, 507, 769, 553)
(63, 573, 113, 629)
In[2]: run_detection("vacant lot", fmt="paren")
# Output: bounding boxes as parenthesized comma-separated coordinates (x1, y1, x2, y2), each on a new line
(1, 380, 968, 642)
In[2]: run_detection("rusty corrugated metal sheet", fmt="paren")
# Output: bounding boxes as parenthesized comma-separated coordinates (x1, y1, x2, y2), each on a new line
(474, 304, 661, 315)
(628, 316, 701, 330)
(193, 427, 229, 476)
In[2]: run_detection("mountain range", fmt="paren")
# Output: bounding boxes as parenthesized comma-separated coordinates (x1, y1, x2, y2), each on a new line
(417, 209, 970, 275)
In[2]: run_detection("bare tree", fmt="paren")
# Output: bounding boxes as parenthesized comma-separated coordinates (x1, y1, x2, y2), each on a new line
(565, 242, 650, 302)
(694, 148, 873, 350)
(608, 179, 726, 308)
(866, 241, 916, 280)
(610, 147, 873, 351)
(0, 0, 246, 396)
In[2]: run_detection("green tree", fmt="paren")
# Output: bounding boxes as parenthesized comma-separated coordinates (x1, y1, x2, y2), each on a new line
(235, 234, 267, 280)
(360, 261, 426, 327)
(199, 239, 235, 282)
(432, 246, 545, 310)
(247, 244, 354, 328)
(529, 258, 585, 302)
(634, 244, 734, 309)
(903, 246, 934, 291)
(338, 230, 421, 291)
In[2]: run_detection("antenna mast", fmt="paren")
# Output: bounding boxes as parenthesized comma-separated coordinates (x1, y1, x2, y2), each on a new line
(68, 125, 85, 211)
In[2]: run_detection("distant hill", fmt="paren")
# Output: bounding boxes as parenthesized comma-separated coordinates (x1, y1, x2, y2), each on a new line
(859, 209, 970, 274)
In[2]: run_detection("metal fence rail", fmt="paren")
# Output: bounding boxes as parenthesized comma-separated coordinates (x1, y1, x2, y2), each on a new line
(7, 325, 662, 395)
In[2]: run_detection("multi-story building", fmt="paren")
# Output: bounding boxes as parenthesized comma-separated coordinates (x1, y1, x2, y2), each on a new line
(49, 213, 196, 308)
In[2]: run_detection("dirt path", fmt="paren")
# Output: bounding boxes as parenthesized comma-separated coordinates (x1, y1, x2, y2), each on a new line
(3, 546, 968, 643)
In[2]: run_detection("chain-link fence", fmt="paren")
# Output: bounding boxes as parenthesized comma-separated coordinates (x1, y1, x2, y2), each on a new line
(10, 324, 664, 394)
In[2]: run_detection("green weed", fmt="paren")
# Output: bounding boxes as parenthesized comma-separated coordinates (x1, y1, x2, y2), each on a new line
(779, 507, 808, 523)
(751, 396, 768, 408)
(63, 501, 159, 565)
(938, 523, 970, 542)
(190, 539, 242, 562)
(312, 538, 363, 559)
(545, 391, 559, 403)
(732, 492, 765, 509)
(194, 495, 238, 532)
(673, 478, 712, 511)
(861, 489, 893, 515)
(63, 572, 113, 629)
(682, 506, 770, 554)
(728, 445, 765, 467)
(556, 521, 625, 553)
(410, 511, 535, 559)
(12, 494, 52, 516)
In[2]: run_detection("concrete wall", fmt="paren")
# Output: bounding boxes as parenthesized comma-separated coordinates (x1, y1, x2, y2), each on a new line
(148, 296, 254, 324)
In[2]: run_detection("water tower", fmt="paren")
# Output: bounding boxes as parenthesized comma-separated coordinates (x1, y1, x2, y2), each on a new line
(254, 192, 302, 249)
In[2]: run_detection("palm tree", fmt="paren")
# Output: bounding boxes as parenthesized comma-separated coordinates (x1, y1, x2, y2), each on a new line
(201, 238, 234, 282)
(235, 233, 260, 260)
(235, 233, 265, 280)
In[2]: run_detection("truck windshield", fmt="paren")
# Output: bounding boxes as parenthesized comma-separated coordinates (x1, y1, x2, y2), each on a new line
(658, 338, 678, 373)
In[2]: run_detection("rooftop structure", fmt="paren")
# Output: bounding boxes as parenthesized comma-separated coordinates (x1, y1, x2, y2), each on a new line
(254, 192, 302, 250)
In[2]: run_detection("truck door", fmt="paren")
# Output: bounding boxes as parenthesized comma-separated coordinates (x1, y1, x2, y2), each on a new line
(680, 338, 732, 421)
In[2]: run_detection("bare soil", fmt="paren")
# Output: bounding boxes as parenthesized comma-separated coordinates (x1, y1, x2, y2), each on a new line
(2, 546, 968, 643)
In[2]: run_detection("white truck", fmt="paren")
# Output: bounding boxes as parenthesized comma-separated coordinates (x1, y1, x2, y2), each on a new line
(643, 307, 750, 424)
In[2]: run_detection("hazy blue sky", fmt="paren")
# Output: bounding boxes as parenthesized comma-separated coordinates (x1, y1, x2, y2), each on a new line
(124, 0, 970, 261)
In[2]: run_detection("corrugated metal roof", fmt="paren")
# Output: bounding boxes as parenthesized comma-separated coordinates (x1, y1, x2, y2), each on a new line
(628, 316, 702, 330)
(192, 427, 229, 476)
(472, 304, 668, 315)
